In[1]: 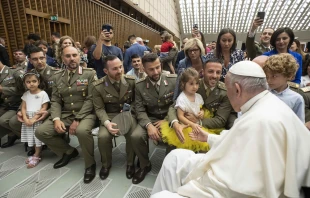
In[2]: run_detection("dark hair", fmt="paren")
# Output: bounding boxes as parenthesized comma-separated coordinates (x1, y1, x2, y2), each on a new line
(199, 31, 206, 50)
(123, 41, 131, 49)
(128, 34, 136, 41)
(212, 41, 216, 43)
(179, 67, 200, 90)
(27, 33, 41, 41)
(51, 32, 60, 38)
(142, 53, 159, 65)
(102, 23, 113, 30)
(103, 55, 118, 68)
(203, 58, 222, 69)
(302, 58, 310, 76)
(84, 36, 96, 49)
(13, 49, 25, 54)
(17, 71, 48, 93)
(270, 27, 294, 50)
(215, 28, 237, 59)
(28, 46, 44, 58)
(131, 54, 140, 60)
(34, 40, 48, 48)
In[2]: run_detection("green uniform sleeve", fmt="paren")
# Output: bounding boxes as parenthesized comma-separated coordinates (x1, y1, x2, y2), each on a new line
(167, 101, 177, 123)
(92, 85, 110, 124)
(50, 75, 63, 119)
(135, 85, 151, 128)
(202, 95, 232, 129)
(245, 35, 258, 60)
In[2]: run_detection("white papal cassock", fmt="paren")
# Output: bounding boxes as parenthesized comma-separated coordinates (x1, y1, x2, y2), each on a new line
(151, 90, 310, 198)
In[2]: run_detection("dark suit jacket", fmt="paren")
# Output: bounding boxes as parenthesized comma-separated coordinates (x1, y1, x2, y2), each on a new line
(0, 45, 10, 67)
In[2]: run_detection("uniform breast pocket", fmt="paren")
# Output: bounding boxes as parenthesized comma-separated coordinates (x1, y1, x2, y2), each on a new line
(208, 101, 221, 112)
(76, 85, 87, 92)
(2, 79, 15, 86)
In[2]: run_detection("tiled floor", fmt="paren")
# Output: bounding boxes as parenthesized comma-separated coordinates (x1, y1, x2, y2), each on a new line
(0, 134, 165, 198)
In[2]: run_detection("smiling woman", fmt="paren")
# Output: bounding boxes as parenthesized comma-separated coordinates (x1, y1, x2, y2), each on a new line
(263, 27, 303, 84)
(205, 28, 244, 82)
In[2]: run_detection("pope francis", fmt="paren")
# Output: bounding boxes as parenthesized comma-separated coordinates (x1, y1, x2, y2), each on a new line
(151, 61, 310, 198)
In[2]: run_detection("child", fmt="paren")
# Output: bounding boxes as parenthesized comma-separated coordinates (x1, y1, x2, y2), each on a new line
(160, 33, 176, 74)
(161, 68, 223, 152)
(263, 53, 305, 122)
(19, 72, 50, 168)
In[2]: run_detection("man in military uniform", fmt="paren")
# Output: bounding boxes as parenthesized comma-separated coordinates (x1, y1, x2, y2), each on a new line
(11, 46, 60, 154)
(169, 58, 234, 143)
(132, 53, 178, 184)
(35, 46, 97, 183)
(92, 55, 137, 181)
(0, 60, 24, 148)
(12, 49, 28, 70)
(246, 16, 274, 60)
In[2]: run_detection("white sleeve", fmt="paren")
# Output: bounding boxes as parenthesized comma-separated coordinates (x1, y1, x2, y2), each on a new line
(41, 91, 50, 104)
(175, 93, 186, 111)
(196, 93, 204, 106)
(21, 91, 28, 101)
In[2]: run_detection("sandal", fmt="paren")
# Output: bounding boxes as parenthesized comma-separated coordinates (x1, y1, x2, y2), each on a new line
(27, 156, 41, 168)
(25, 156, 33, 164)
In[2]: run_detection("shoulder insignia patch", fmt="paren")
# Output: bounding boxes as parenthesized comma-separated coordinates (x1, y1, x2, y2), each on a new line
(51, 67, 60, 71)
(93, 78, 104, 86)
(217, 81, 227, 90)
(301, 86, 310, 92)
(124, 75, 135, 80)
(82, 67, 94, 70)
(287, 82, 299, 89)
(166, 74, 177, 78)
(136, 77, 146, 84)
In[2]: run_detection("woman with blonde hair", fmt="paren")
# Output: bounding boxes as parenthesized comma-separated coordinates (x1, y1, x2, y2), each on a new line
(173, 38, 206, 100)
(56, 36, 87, 68)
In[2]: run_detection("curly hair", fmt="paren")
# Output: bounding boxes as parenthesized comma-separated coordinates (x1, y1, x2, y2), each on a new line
(263, 54, 298, 78)
(179, 67, 200, 91)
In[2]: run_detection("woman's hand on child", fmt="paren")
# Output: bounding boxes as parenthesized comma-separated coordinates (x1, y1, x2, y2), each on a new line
(189, 128, 209, 142)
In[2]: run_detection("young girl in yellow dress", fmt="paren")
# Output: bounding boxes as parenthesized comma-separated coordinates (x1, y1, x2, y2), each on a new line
(161, 68, 223, 152)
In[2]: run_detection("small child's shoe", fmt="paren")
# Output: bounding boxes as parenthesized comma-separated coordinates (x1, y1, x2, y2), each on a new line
(27, 156, 41, 168)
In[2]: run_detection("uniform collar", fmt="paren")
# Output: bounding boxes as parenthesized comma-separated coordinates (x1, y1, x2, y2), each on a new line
(203, 80, 215, 91)
(149, 76, 161, 86)
(108, 76, 120, 84)
(269, 85, 290, 96)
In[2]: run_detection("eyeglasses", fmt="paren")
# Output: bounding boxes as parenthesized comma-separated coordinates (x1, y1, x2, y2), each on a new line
(31, 57, 45, 62)
(188, 48, 200, 53)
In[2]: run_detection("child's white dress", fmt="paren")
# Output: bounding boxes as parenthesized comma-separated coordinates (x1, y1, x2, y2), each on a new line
(21, 90, 49, 147)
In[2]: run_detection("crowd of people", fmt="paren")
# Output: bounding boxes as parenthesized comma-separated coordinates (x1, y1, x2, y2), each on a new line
(0, 16, 310, 197)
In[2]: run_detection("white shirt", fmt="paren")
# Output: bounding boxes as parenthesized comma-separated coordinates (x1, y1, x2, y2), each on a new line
(175, 92, 204, 116)
(21, 90, 50, 112)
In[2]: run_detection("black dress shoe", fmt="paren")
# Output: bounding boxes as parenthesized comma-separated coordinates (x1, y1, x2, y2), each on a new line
(99, 166, 111, 180)
(132, 164, 152, 184)
(1, 135, 19, 148)
(53, 148, 79, 169)
(126, 165, 135, 179)
(84, 164, 96, 184)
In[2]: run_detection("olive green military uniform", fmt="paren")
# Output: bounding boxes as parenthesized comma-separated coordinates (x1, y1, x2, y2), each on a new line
(35, 66, 97, 168)
(246, 35, 272, 60)
(92, 74, 136, 168)
(8, 65, 60, 135)
(0, 66, 24, 138)
(133, 73, 177, 169)
(168, 79, 234, 129)
(12, 60, 27, 71)
(289, 82, 310, 122)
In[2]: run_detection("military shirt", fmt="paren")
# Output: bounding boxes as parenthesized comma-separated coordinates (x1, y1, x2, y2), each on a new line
(246, 35, 273, 60)
(198, 79, 233, 128)
(0, 66, 24, 107)
(50, 66, 97, 120)
(135, 73, 177, 128)
(31, 65, 60, 97)
(92, 75, 136, 124)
